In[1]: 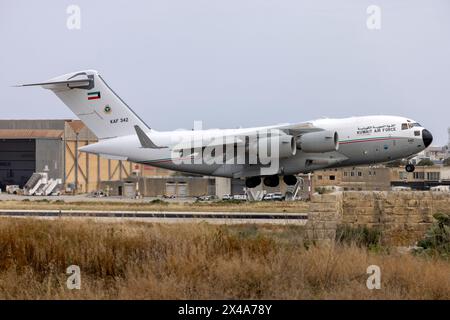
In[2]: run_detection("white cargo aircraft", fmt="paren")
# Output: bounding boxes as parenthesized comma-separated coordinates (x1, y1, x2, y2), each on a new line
(20, 70, 432, 188)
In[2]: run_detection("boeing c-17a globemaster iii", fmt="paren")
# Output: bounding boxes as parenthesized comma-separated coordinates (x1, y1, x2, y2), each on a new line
(19, 70, 433, 188)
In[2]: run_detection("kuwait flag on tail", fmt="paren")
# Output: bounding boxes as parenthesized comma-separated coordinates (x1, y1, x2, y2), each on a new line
(87, 91, 101, 100)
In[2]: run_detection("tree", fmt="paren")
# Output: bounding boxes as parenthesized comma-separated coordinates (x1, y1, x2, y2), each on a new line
(443, 158, 450, 166)
(417, 159, 434, 166)
(385, 159, 406, 167)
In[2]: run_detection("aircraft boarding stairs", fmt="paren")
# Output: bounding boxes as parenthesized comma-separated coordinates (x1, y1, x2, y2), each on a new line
(284, 178, 303, 201)
(23, 173, 43, 196)
(40, 178, 62, 196)
(23, 172, 62, 196)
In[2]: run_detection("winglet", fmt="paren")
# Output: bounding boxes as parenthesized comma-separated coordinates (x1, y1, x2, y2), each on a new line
(134, 125, 167, 149)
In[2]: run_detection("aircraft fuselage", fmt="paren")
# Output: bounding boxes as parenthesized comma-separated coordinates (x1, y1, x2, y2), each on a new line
(80, 115, 432, 178)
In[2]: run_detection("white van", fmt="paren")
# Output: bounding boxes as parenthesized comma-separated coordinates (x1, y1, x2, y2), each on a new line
(430, 185, 450, 192)
(391, 186, 411, 191)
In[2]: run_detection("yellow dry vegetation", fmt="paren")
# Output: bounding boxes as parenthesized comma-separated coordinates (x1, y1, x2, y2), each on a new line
(0, 218, 448, 299)
(0, 199, 310, 213)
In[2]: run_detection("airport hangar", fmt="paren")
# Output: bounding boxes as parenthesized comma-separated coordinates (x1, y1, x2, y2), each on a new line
(0, 120, 221, 197)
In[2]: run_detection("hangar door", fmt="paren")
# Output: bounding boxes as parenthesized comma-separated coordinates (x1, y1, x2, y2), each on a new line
(165, 182, 176, 197)
(177, 182, 188, 198)
(0, 139, 36, 189)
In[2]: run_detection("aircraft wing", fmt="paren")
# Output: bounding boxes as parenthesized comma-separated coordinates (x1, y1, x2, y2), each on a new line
(275, 122, 324, 137)
(135, 121, 325, 153)
(172, 136, 245, 151)
(172, 122, 323, 150)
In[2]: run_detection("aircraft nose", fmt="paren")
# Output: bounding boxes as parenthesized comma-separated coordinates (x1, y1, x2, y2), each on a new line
(422, 129, 433, 148)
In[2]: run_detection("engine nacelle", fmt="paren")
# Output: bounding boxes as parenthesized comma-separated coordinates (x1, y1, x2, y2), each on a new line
(298, 130, 339, 153)
(248, 134, 297, 160)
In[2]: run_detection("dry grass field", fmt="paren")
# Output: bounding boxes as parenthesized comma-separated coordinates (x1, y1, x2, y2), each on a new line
(0, 199, 310, 213)
(0, 217, 448, 299)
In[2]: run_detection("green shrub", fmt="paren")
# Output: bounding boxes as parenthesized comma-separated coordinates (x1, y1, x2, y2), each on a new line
(35, 199, 49, 203)
(443, 158, 450, 167)
(149, 199, 168, 205)
(417, 213, 450, 258)
(417, 159, 434, 166)
(335, 224, 382, 249)
(215, 199, 246, 205)
(315, 187, 333, 195)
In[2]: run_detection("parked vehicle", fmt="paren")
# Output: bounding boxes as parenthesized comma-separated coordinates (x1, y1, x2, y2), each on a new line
(196, 195, 216, 201)
(233, 194, 247, 201)
(263, 193, 274, 201)
(6, 185, 20, 194)
(222, 194, 232, 200)
(391, 186, 411, 191)
(430, 185, 450, 192)
(272, 193, 285, 201)
(90, 190, 106, 197)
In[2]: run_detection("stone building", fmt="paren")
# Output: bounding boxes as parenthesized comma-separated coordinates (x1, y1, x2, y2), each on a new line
(313, 166, 391, 191)
(313, 165, 450, 191)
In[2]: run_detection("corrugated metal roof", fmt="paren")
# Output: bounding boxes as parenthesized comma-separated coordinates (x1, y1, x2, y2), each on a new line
(0, 129, 63, 139)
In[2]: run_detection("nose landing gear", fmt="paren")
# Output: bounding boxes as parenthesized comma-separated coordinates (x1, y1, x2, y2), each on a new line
(405, 163, 415, 173)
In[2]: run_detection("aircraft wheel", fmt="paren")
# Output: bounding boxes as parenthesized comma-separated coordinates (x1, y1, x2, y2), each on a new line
(263, 175, 280, 188)
(245, 176, 261, 188)
(405, 164, 415, 173)
(283, 175, 298, 186)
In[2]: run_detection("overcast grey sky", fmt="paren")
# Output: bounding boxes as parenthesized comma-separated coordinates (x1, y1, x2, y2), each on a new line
(1, 0, 449, 145)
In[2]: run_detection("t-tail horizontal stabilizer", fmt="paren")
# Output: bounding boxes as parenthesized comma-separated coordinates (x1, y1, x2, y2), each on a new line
(14, 78, 93, 89)
(18, 70, 152, 139)
(134, 125, 167, 149)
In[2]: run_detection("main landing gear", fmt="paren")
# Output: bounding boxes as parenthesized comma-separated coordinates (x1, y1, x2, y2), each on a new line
(405, 163, 415, 173)
(263, 175, 279, 188)
(283, 175, 298, 186)
(245, 175, 298, 188)
(245, 176, 261, 188)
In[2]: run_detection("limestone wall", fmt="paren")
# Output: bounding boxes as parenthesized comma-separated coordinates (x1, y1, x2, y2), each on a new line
(307, 191, 450, 245)
(306, 193, 343, 243)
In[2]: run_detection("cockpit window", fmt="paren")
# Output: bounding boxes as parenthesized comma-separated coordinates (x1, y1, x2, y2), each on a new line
(402, 122, 421, 130)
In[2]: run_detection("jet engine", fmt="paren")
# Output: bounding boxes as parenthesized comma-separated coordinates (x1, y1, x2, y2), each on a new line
(248, 134, 297, 160)
(297, 130, 339, 153)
